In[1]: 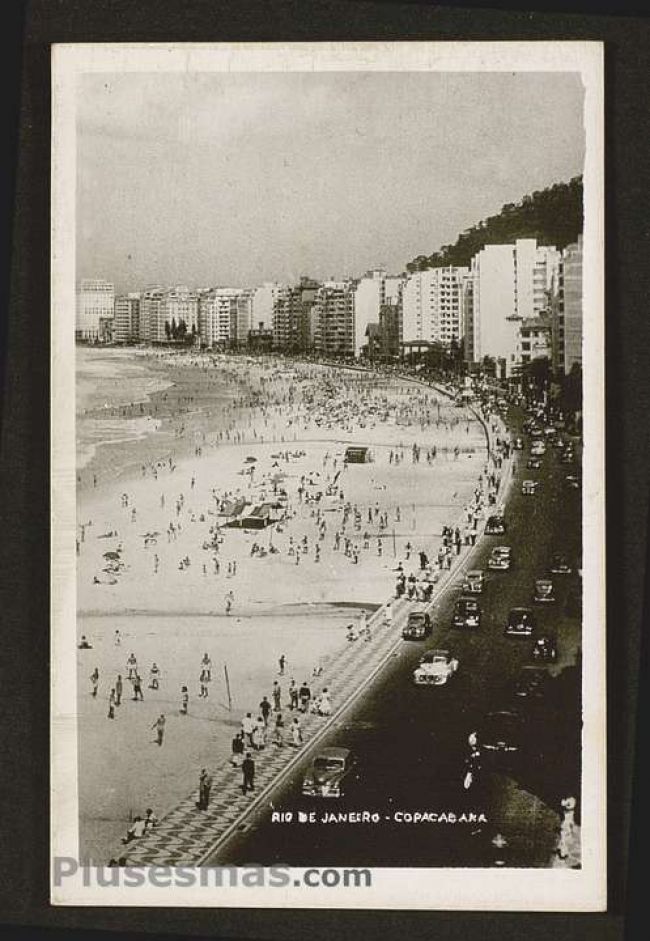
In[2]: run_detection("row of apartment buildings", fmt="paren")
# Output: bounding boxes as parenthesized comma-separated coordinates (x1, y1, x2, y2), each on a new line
(76, 234, 582, 377)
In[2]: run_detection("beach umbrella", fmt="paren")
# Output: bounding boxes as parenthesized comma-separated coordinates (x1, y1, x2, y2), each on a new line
(245, 456, 257, 463)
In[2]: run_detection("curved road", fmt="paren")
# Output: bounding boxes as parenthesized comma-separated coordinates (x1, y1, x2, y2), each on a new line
(211, 402, 582, 869)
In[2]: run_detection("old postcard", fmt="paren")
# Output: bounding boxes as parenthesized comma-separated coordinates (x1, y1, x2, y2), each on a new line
(51, 41, 605, 908)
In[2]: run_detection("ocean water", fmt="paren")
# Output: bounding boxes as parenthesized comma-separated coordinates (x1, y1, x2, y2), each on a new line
(76, 347, 171, 470)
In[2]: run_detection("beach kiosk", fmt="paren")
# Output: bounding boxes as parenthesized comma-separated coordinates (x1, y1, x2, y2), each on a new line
(344, 446, 373, 464)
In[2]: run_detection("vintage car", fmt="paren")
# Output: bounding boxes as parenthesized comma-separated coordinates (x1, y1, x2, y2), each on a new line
(401, 608, 432, 640)
(479, 711, 524, 763)
(521, 480, 538, 496)
(513, 437, 524, 450)
(565, 474, 581, 490)
(560, 451, 575, 465)
(485, 515, 507, 536)
(505, 606, 536, 638)
(513, 665, 551, 702)
(462, 569, 485, 594)
(413, 649, 459, 685)
(488, 546, 512, 571)
(301, 747, 357, 798)
(549, 554, 572, 575)
(531, 634, 558, 662)
(452, 597, 482, 630)
(530, 440, 546, 456)
(526, 458, 542, 470)
(533, 578, 556, 604)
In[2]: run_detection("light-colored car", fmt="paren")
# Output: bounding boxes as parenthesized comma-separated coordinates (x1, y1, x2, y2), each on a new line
(413, 649, 459, 686)
(488, 546, 512, 571)
(522, 480, 538, 496)
(301, 747, 357, 798)
(463, 569, 485, 594)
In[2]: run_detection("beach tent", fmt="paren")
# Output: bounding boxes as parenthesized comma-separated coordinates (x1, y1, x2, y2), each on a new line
(344, 446, 373, 464)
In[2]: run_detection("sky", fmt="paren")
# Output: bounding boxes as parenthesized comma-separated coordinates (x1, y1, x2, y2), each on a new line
(76, 70, 585, 294)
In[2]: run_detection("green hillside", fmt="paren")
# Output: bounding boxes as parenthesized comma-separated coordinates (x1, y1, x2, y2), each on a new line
(406, 176, 583, 273)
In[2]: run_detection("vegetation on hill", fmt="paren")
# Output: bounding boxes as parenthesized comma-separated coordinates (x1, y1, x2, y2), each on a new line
(406, 176, 583, 273)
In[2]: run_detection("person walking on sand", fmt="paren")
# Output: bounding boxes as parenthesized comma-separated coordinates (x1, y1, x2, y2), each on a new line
(241, 753, 255, 794)
(201, 652, 212, 681)
(90, 668, 99, 698)
(107, 688, 116, 719)
(115, 674, 123, 706)
(299, 681, 312, 713)
(132, 672, 144, 701)
(199, 668, 210, 698)
(126, 652, 137, 680)
(149, 663, 160, 690)
(225, 591, 234, 615)
(180, 686, 189, 715)
(288, 679, 299, 710)
(114, 629, 121, 647)
(278, 654, 286, 676)
(152, 714, 166, 746)
(259, 696, 271, 726)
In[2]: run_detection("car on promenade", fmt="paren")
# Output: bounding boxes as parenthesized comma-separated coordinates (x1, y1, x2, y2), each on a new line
(550, 554, 572, 575)
(561, 450, 575, 465)
(513, 437, 524, 450)
(479, 711, 524, 767)
(301, 747, 357, 798)
(522, 480, 538, 496)
(531, 634, 558, 662)
(485, 515, 507, 535)
(462, 569, 485, 594)
(488, 546, 512, 571)
(452, 597, 482, 630)
(402, 608, 432, 640)
(565, 474, 581, 490)
(513, 665, 551, 702)
(533, 578, 556, 604)
(505, 606, 536, 638)
(527, 458, 542, 470)
(413, 649, 459, 686)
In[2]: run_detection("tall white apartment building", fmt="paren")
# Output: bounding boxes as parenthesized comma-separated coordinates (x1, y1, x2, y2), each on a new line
(113, 293, 140, 343)
(138, 289, 164, 343)
(235, 290, 254, 345)
(251, 282, 282, 331)
(402, 266, 469, 346)
(199, 288, 242, 347)
(75, 279, 114, 341)
(162, 289, 199, 339)
(315, 281, 355, 357)
(352, 268, 386, 358)
(465, 238, 560, 376)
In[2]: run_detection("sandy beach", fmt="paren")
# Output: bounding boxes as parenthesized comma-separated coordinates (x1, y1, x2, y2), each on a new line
(76, 351, 489, 862)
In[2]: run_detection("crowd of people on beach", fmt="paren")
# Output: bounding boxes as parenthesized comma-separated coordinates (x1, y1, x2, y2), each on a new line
(77, 354, 512, 860)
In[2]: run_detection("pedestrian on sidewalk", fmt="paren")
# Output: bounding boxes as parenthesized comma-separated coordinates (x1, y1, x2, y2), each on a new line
(152, 714, 166, 746)
(272, 681, 282, 711)
(272, 712, 285, 746)
(253, 716, 266, 750)
(299, 681, 312, 713)
(242, 712, 255, 746)
(290, 717, 303, 747)
(289, 680, 299, 710)
(143, 808, 159, 832)
(231, 730, 245, 767)
(241, 753, 255, 794)
(196, 768, 213, 810)
(115, 674, 123, 706)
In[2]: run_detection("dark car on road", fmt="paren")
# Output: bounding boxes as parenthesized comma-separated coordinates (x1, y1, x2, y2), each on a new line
(550, 554, 572, 575)
(452, 597, 482, 630)
(531, 633, 558, 662)
(513, 665, 551, 702)
(402, 609, 432, 640)
(533, 578, 556, 604)
(485, 515, 506, 535)
(479, 711, 524, 766)
(301, 747, 357, 798)
(505, 606, 536, 638)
